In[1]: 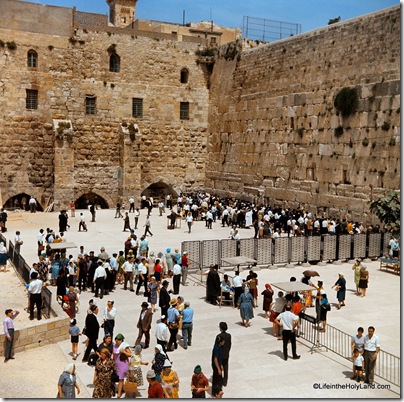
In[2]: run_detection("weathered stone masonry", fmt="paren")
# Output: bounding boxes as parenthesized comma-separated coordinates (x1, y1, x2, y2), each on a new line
(0, 1, 400, 219)
(0, 0, 209, 209)
(206, 6, 400, 220)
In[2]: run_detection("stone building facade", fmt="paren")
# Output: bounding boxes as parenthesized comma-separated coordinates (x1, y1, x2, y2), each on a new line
(0, 0, 400, 219)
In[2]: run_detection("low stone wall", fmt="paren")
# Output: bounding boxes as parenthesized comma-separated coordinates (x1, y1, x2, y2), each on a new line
(0, 315, 70, 357)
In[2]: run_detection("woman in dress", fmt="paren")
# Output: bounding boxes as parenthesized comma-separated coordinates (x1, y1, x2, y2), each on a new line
(152, 344, 168, 381)
(58, 363, 80, 398)
(358, 265, 369, 297)
(261, 283, 274, 318)
(154, 259, 162, 283)
(148, 276, 159, 313)
(67, 286, 78, 319)
(161, 360, 180, 398)
(238, 284, 254, 327)
(128, 344, 149, 391)
(51, 253, 61, 286)
(352, 259, 362, 295)
(319, 293, 329, 332)
(332, 273, 346, 309)
(112, 333, 132, 398)
(248, 273, 258, 307)
(93, 348, 116, 398)
(165, 248, 174, 277)
(148, 251, 156, 279)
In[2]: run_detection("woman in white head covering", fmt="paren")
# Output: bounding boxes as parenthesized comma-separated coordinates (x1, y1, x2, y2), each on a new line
(0, 242, 9, 272)
(58, 363, 80, 398)
(152, 344, 168, 378)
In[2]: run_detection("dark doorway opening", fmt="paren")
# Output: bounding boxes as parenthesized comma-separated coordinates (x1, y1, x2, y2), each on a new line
(75, 192, 109, 209)
(141, 182, 178, 204)
(3, 193, 43, 212)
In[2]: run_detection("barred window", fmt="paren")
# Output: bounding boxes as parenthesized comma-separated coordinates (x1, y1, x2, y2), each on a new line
(180, 102, 189, 120)
(27, 50, 38, 68)
(132, 98, 143, 118)
(109, 53, 120, 73)
(26, 89, 38, 110)
(85, 96, 97, 115)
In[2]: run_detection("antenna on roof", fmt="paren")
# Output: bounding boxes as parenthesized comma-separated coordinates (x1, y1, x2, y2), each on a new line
(183, 9, 185, 26)
(210, 7, 213, 30)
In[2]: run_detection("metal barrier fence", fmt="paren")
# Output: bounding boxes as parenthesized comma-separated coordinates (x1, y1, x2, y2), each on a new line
(182, 233, 388, 269)
(6, 239, 52, 319)
(299, 313, 400, 387)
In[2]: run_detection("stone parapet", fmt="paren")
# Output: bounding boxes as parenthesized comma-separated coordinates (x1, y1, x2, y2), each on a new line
(0, 315, 70, 357)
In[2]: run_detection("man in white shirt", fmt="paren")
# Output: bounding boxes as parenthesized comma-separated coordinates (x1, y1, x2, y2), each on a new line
(172, 262, 182, 295)
(93, 261, 107, 299)
(28, 272, 43, 320)
(29, 197, 37, 213)
(103, 300, 117, 338)
(158, 201, 165, 216)
(232, 272, 243, 308)
(129, 197, 135, 213)
(134, 208, 140, 229)
(122, 256, 135, 292)
(363, 326, 381, 384)
(186, 213, 193, 234)
(275, 304, 300, 361)
(206, 210, 213, 229)
(155, 315, 170, 355)
(136, 258, 148, 295)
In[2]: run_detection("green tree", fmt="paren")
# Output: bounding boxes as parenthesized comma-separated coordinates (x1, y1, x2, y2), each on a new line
(369, 190, 400, 235)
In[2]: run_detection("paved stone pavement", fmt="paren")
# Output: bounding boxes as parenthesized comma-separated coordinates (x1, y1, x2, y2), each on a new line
(0, 208, 400, 398)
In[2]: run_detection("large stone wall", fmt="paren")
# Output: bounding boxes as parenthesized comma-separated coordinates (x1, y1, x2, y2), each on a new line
(206, 6, 400, 220)
(0, 1, 400, 217)
(0, 0, 210, 209)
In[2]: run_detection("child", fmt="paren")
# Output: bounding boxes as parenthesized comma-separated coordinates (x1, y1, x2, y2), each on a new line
(69, 319, 81, 360)
(351, 348, 364, 382)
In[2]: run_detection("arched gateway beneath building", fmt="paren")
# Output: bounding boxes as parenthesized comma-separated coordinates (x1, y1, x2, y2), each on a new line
(141, 182, 178, 202)
(75, 192, 110, 209)
(3, 193, 43, 212)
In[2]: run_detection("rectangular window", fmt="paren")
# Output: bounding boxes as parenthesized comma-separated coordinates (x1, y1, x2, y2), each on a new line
(26, 89, 38, 110)
(85, 96, 97, 115)
(132, 98, 143, 118)
(180, 101, 189, 120)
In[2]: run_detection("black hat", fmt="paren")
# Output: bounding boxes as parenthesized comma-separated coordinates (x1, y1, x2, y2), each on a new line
(141, 302, 149, 308)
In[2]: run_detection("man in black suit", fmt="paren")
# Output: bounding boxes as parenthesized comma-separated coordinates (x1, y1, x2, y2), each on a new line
(159, 280, 171, 318)
(217, 322, 232, 387)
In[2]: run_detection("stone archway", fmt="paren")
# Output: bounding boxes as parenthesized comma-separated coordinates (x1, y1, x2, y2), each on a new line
(75, 192, 110, 209)
(3, 192, 43, 212)
(141, 181, 178, 202)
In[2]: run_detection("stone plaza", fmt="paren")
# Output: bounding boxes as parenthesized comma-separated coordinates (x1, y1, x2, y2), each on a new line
(0, 208, 399, 398)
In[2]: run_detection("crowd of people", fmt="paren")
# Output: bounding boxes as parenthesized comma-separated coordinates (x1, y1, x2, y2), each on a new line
(1, 192, 393, 398)
(162, 192, 394, 240)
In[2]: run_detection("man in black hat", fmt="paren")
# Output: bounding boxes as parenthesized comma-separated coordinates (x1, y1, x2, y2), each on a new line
(135, 301, 153, 349)
(159, 280, 171, 317)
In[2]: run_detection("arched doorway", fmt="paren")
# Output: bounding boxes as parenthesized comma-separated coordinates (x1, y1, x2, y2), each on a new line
(75, 192, 109, 209)
(141, 182, 178, 203)
(3, 193, 43, 212)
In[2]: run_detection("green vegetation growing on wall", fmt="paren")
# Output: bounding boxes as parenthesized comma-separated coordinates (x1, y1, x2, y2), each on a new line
(334, 87, 358, 117)
(334, 126, 344, 137)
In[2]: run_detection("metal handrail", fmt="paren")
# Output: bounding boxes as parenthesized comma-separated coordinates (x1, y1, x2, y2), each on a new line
(298, 313, 400, 387)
